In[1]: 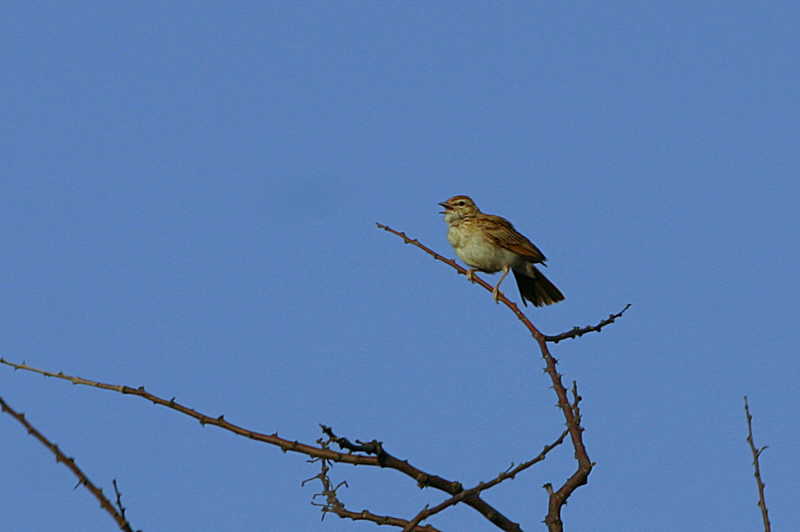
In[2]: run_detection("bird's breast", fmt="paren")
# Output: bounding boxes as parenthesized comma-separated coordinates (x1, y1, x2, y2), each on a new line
(446, 222, 518, 273)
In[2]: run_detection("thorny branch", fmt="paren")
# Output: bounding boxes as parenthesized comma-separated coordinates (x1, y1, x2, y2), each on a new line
(0, 358, 520, 531)
(320, 424, 386, 460)
(402, 429, 569, 532)
(319, 424, 523, 530)
(376, 223, 629, 531)
(0, 396, 137, 532)
(744, 396, 771, 532)
(544, 304, 631, 343)
(2, 223, 627, 532)
(112, 479, 130, 524)
(303, 437, 439, 532)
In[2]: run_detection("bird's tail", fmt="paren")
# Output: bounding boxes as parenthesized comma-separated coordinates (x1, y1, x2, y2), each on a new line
(513, 265, 565, 307)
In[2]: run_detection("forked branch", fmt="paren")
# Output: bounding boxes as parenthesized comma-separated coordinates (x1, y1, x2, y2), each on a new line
(1, 358, 521, 531)
(3, 223, 626, 532)
(402, 429, 569, 531)
(377, 223, 628, 531)
(303, 440, 440, 532)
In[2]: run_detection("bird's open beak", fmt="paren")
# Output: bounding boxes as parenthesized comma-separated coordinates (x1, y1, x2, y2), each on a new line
(438, 201, 451, 214)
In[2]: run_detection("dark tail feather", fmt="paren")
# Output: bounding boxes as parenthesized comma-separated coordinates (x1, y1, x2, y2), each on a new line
(513, 266, 565, 307)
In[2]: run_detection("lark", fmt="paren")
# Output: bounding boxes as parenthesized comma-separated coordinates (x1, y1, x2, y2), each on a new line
(439, 195, 565, 307)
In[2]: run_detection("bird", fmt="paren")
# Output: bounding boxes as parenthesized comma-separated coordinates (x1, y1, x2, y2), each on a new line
(439, 195, 565, 307)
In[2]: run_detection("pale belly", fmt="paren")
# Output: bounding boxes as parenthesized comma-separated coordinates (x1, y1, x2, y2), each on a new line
(447, 226, 521, 273)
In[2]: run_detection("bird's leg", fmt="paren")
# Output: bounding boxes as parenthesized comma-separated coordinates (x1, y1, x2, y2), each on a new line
(465, 269, 477, 282)
(492, 265, 511, 303)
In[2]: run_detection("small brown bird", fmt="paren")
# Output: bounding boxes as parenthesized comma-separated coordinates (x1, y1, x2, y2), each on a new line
(439, 195, 565, 307)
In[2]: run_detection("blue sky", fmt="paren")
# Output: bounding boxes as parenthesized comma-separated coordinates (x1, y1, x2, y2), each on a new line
(2, 2, 798, 531)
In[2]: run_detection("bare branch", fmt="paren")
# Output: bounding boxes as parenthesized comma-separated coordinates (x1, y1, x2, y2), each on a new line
(403, 429, 569, 531)
(544, 304, 631, 343)
(0, 222, 626, 531)
(377, 223, 609, 532)
(0, 396, 137, 532)
(0, 357, 372, 463)
(376, 223, 540, 334)
(320, 424, 522, 531)
(744, 397, 771, 532)
(2, 358, 520, 531)
(303, 448, 440, 532)
(321, 424, 386, 459)
(112, 479, 130, 523)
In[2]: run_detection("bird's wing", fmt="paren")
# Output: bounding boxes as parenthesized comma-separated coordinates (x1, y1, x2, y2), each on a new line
(482, 214, 547, 263)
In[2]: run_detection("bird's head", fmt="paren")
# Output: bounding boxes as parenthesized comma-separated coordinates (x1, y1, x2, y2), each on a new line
(438, 195, 480, 222)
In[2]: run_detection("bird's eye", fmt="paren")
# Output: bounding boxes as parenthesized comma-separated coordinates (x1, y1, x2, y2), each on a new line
(457, 201, 465, 206)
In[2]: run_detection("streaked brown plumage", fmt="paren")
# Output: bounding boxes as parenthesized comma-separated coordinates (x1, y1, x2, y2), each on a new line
(439, 195, 565, 307)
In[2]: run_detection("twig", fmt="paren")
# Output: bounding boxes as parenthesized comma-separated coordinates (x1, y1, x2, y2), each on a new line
(744, 396, 771, 532)
(303, 444, 439, 532)
(1, 358, 519, 531)
(112, 479, 129, 523)
(403, 429, 569, 531)
(544, 304, 631, 343)
(320, 424, 386, 459)
(0, 396, 136, 532)
(320, 424, 522, 530)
